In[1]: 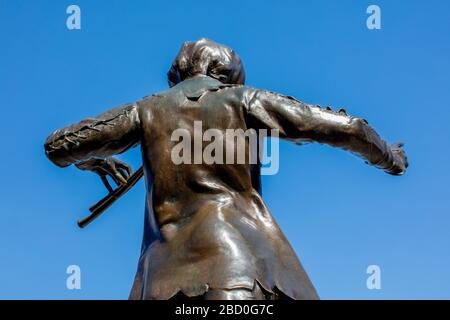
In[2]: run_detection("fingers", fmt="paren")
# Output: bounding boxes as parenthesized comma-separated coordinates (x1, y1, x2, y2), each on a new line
(390, 142, 409, 173)
(394, 142, 404, 148)
(76, 157, 132, 191)
(404, 154, 409, 169)
(99, 163, 127, 186)
(117, 167, 130, 181)
(96, 167, 119, 186)
(388, 170, 404, 176)
(107, 158, 129, 185)
(115, 171, 128, 185)
(109, 167, 128, 185)
(100, 175, 114, 193)
(386, 162, 406, 176)
(391, 141, 405, 151)
(114, 159, 132, 181)
(114, 159, 132, 177)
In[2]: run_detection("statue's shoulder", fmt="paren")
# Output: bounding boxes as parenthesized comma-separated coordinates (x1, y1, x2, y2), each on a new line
(139, 77, 247, 105)
(137, 89, 173, 111)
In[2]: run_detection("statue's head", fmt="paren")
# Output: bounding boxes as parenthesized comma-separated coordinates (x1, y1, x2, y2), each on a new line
(168, 38, 245, 87)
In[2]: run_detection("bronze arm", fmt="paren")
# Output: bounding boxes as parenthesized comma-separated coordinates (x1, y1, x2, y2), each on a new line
(242, 88, 408, 175)
(44, 103, 141, 167)
(44, 103, 142, 226)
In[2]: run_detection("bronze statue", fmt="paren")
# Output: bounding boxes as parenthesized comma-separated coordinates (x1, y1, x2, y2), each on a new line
(44, 38, 408, 300)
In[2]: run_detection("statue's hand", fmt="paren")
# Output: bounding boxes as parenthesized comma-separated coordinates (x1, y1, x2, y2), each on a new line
(76, 157, 132, 193)
(386, 142, 408, 176)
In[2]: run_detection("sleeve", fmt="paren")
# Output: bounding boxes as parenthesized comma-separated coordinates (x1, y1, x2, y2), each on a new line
(44, 103, 140, 168)
(241, 87, 400, 174)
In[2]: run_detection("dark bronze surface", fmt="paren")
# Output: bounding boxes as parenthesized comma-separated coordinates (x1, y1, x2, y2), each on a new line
(44, 38, 408, 300)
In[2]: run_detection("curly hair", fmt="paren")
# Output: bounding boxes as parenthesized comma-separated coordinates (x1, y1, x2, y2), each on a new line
(167, 38, 245, 87)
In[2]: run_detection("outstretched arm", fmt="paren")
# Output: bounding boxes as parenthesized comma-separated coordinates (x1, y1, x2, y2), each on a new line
(44, 103, 141, 188)
(242, 88, 408, 175)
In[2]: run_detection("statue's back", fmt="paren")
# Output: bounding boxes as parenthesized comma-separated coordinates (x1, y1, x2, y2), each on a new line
(130, 75, 319, 300)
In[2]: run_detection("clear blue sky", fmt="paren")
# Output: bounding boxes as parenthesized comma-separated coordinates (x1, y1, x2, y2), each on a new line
(1, 0, 449, 299)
